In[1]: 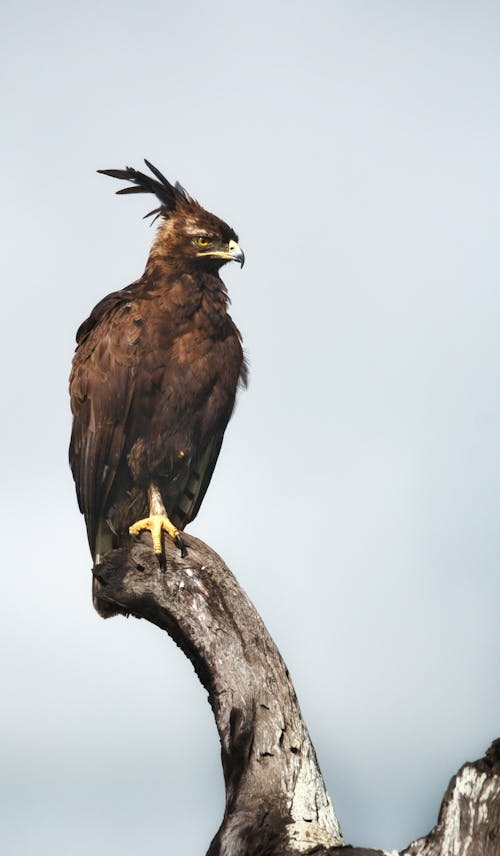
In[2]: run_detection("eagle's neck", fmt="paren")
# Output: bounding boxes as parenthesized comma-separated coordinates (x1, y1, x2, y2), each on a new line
(145, 258, 228, 298)
(140, 264, 231, 334)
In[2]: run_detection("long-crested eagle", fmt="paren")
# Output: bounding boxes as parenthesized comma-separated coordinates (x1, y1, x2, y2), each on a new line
(69, 160, 246, 617)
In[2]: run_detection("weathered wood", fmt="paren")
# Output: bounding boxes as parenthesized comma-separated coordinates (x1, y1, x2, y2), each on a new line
(96, 535, 500, 856)
(401, 738, 500, 856)
(96, 533, 343, 855)
(323, 740, 500, 856)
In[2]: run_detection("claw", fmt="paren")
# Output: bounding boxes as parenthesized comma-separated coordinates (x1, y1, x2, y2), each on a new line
(129, 513, 180, 554)
(175, 532, 187, 558)
(129, 511, 187, 562)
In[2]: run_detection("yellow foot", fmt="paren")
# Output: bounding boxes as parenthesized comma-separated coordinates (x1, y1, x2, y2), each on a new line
(129, 514, 184, 556)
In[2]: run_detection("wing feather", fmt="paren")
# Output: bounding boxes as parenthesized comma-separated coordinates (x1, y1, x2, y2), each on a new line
(69, 317, 135, 556)
(169, 433, 225, 530)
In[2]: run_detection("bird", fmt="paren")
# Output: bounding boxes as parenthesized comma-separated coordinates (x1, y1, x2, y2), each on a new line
(69, 160, 247, 617)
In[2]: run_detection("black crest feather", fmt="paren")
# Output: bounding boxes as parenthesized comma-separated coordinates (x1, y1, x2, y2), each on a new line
(97, 160, 192, 218)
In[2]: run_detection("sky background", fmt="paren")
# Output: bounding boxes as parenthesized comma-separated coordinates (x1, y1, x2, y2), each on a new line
(1, 1, 499, 853)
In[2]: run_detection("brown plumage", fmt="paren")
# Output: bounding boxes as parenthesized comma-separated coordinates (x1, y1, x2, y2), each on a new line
(69, 160, 247, 617)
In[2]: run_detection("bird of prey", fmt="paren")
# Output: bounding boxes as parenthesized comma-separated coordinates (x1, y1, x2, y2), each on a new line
(69, 160, 246, 617)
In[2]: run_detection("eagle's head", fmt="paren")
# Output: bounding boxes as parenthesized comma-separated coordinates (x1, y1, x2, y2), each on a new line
(98, 160, 244, 273)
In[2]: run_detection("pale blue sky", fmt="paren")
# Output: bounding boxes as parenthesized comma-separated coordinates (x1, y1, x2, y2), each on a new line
(1, 1, 499, 853)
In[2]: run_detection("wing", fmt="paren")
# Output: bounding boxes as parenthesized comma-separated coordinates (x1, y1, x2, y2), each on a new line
(168, 322, 247, 530)
(169, 433, 225, 530)
(69, 310, 135, 556)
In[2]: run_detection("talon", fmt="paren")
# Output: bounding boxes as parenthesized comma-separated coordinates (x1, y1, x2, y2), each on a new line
(175, 532, 187, 558)
(129, 513, 180, 555)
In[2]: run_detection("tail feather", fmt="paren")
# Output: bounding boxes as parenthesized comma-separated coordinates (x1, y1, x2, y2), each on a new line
(92, 519, 120, 619)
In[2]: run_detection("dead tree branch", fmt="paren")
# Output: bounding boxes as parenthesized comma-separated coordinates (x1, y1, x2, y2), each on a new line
(96, 533, 342, 855)
(95, 535, 499, 856)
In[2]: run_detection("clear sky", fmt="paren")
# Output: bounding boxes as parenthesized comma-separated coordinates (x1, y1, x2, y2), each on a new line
(1, 1, 499, 853)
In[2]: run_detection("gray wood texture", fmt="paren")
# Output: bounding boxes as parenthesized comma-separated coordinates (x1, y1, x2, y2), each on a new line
(96, 534, 499, 855)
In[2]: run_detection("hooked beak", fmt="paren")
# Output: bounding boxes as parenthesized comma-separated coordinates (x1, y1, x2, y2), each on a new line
(200, 239, 245, 267)
(227, 239, 245, 267)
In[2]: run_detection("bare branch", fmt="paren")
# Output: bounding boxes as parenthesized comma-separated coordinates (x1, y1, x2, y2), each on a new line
(97, 533, 343, 855)
(96, 536, 500, 855)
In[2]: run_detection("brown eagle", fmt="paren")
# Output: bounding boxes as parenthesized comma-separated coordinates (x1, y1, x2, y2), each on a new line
(69, 160, 246, 617)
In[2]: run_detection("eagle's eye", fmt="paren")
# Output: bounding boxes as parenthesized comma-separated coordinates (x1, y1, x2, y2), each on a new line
(197, 236, 211, 247)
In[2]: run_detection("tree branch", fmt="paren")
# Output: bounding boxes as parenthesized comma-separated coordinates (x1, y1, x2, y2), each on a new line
(96, 535, 500, 856)
(400, 738, 500, 856)
(96, 533, 342, 855)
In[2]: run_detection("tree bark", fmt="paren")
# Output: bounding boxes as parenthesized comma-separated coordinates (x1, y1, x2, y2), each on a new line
(400, 738, 500, 856)
(95, 534, 500, 856)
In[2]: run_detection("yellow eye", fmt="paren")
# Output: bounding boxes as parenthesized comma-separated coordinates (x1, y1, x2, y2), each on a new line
(197, 236, 210, 247)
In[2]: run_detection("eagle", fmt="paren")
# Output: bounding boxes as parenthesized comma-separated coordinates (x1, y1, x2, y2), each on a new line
(69, 160, 246, 617)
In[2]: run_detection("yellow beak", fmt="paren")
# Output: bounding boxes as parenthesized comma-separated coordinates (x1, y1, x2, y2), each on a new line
(201, 239, 245, 267)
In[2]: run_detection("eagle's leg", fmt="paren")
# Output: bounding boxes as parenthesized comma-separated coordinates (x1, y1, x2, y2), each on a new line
(129, 483, 187, 560)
